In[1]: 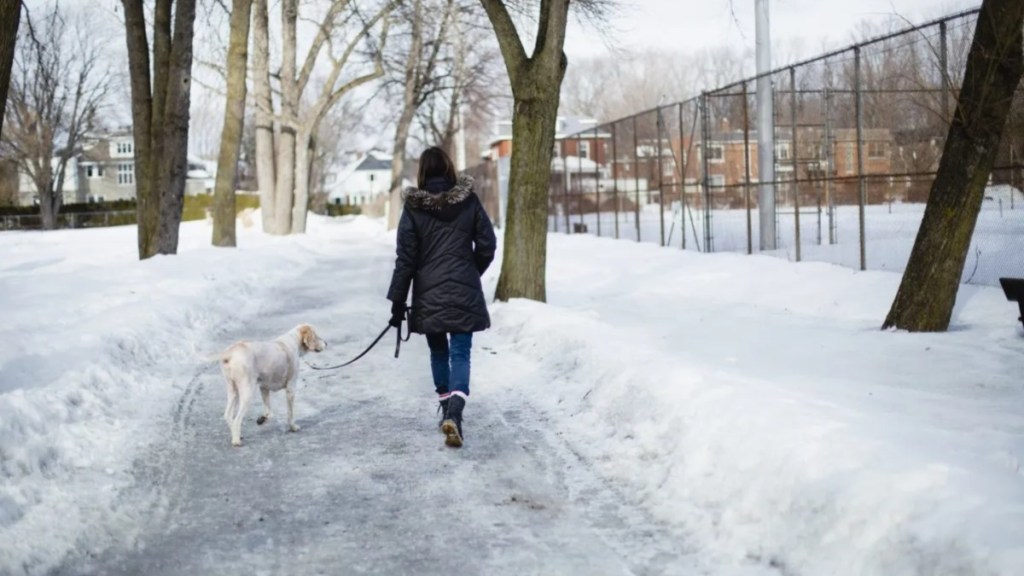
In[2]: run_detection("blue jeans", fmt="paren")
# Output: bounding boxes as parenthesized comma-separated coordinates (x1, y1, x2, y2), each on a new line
(426, 333, 472, 396)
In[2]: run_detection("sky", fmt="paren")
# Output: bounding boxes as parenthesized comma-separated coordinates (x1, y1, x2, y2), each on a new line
(563, 0, 981, 61)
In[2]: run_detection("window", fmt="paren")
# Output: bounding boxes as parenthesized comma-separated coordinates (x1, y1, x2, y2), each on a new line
(86, 165, 103, 178)
(705, 144, 724, 163)
(117, 141, 133, 156)
(552, 143, 561, 158)
(868, 141, 887, 159)
(709, 174, 726, 189)
(845, 146, 854, 175)
(775, 143, 791, 161)
(117, 163, 134, 185)
(579, 141, 590, 160)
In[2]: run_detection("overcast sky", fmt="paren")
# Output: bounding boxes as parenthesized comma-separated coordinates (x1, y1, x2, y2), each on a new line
(563, 0, 981, 61)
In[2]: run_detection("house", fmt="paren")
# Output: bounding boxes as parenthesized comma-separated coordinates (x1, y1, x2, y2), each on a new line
(488, 116, 611, 164)
(325, 150, 395, 206)
(14, 129, 214, 206)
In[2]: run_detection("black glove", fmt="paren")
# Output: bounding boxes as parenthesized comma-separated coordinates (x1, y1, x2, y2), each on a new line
(389, 301, 407, 328)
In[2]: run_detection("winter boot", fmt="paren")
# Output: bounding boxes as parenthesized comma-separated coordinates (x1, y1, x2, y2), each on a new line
(441, 394, 465, 448)
(437, 394, 450, 431)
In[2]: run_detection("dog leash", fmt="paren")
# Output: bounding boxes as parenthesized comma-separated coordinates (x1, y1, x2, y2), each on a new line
(304, 311, 412, 371)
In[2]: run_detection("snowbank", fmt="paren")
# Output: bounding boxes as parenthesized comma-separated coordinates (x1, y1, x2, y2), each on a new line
(2, 214, 1022, 575)
(0, 215, 387, 574)
(490, 235, 1024, 575)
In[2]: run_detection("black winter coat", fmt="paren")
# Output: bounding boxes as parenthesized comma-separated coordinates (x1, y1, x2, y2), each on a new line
(387, 174, 497, 334)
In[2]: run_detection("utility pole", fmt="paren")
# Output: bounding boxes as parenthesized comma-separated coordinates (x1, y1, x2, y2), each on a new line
(756, 0, 776, 250)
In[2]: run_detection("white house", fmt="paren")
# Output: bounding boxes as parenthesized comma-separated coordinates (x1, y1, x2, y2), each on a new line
(15, 129, 215, 206)
(326, 150, 396, 206)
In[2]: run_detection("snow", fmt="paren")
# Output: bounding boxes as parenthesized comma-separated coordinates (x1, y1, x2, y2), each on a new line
(553, 198, 1024, 287)
(1, 213, 1022, 575)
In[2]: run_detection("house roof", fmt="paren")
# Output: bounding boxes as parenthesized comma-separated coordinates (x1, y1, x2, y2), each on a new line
(356, 153, 392, 171)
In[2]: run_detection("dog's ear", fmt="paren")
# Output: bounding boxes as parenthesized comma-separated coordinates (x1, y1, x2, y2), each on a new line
(299, 325, 317, 350)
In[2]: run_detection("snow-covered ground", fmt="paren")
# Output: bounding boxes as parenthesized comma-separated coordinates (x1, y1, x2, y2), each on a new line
(553, 197, 1024, 286)
(1, 214, 1022, 575)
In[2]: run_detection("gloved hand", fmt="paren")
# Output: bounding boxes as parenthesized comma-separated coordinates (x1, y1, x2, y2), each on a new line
(389, 301, 407, 328)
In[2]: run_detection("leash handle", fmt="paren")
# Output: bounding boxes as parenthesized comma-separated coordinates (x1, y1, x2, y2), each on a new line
(394, 306, 412, 358)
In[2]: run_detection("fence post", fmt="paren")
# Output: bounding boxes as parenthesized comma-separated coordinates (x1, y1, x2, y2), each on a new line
(563, 140, 570, 234)
(656, 108, 666, 246)
(824, 87, 836, 244)
(700, 92, 713, 252)
(678, 101, 687, 250)
(595, 129, 602, 237)
(855, 46, 867, 271)
(576, 134, 585, 232)
(790, 66, 801, 262)
(743, 82, 753, 255)
(612, 122, 620, 238)
(940, 20, 950, 125)
(633, 114, 641, 242)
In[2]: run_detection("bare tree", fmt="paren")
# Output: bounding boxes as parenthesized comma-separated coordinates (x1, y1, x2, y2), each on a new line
(252, 0, 391, 236)
(121, 0, 199, 258)
(1, 4, 110, 229)
(384, 0, 456, 230)
(0, 0, 21, 137)
(211, 0, 252, 247)
(883, 0, 1024, 332)
(481, 0, 611, 302)
(415, 4, 505, 158)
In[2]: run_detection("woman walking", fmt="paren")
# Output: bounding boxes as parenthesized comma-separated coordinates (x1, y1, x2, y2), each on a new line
(387, 146, 497, 448)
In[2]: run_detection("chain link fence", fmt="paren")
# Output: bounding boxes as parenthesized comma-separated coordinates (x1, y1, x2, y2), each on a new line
(547, 8, 1024, 286)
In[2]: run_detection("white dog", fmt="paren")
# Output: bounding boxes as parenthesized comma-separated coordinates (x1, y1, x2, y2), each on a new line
(212, 324, 327, 447)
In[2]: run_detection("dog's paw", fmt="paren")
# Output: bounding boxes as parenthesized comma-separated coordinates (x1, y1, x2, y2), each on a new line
(288, 424, 301, 433)
(231, 440, 243, 447)
(256, 415, 269, 425)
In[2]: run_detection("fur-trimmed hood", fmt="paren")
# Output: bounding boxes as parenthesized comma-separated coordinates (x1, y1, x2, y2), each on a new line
(401, 174, 474, 211)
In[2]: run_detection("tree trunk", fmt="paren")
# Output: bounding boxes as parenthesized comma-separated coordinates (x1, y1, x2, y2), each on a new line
(0, 0, 21, 138)
(251, 0, 275, 233)
(493, 87, 561, 302)
(482, 0, 570, 303)
(883, 0, 1024, 332)
(212, 0, 252, 247)
(388, 105, 417, 229)
(291, 127, 312, 233)
(122, 0, 157, 258)
(36, 165, 56, 230)
(155, 0, 197, 255)
(273, 0, 298, 235)
(387, 0, 423, 231)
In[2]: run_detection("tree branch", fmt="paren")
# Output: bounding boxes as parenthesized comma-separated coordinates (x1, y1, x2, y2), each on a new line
(479, 0, 527, 85)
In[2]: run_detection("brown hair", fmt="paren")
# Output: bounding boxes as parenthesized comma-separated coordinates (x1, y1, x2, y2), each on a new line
(417, 146, 457, 189)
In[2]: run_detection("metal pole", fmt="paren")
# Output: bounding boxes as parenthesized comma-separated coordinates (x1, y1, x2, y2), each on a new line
(679, 101, 687, 250)
(1011, 144, 1017, 211)
(855, 47, 866, 271)
(701, 93, 713, 252)
(633, 115, 641, 242)
(612, 122, 620, 238)
(656, 108, 666, 246)
(756, 0, 776, 250)
(577, 134, 585, 232)
(743, 82, 753, 255)
(825, 87, 835, 244)
(563, 140, 570, 234)
(595, 130, 602, 237)
(940, 20, 950, 125)
(790, 67, 801, 262)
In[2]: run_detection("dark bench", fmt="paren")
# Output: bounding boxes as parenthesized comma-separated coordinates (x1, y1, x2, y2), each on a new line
(999, 278, 1024, 329)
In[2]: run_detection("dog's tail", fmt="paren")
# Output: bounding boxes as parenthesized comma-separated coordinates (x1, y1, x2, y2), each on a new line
(189, 338, 227, 364)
